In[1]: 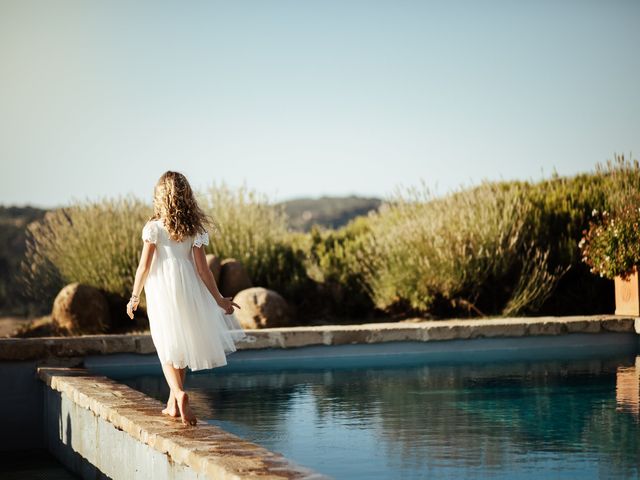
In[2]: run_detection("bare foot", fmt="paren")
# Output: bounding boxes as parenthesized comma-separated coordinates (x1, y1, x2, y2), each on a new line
(161, 392, 179, 417)
(175, 390, 197, 426)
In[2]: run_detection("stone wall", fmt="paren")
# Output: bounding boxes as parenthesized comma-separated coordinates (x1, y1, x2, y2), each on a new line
(40, 367, 328, 480)
(1, 315, 638, 362)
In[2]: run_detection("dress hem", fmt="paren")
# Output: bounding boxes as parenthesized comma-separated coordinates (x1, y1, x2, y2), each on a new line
(158, 348, 241, 371)
(160, 358, 228, 371)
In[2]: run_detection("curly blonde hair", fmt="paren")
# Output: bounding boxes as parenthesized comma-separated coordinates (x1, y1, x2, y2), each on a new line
(148, 170, 219, 242)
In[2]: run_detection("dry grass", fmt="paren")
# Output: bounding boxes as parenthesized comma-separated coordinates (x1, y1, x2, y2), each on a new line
(347, 181, 566, 315)
(21, 196, 150, 308)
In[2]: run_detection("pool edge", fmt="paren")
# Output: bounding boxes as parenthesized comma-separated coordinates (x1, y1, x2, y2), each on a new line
(2, 314, 638, 362)
(37, 366, 331, 480)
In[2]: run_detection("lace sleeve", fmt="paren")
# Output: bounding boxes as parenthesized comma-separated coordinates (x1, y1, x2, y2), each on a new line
(193, 230, 209, 248)
(141, 222, 158, 244)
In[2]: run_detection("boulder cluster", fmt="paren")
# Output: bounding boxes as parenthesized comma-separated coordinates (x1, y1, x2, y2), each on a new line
(51, 255, 293, 334)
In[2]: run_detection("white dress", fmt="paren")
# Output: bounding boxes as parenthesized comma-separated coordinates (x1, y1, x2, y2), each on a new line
(141, 219, 247, 371)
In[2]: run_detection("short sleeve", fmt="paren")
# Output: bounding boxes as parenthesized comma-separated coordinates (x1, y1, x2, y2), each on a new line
(193, 230, 209, 248)
(141, 221, 158, 244)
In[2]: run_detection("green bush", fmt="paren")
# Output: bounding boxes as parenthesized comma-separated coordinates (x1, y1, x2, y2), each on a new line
(517, 173, 611, 315)
(20, 183, 313, 321)
(304, 217, 377, 319)
(21, 196, 151, 310)
(197, 181, 313, 303)
(310, 168, 622, 318)
(346, 181, 564, 316)
(19, 159, 636, 327)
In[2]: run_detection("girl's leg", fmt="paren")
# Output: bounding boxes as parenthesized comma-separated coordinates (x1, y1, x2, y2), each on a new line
(162, 367, 187, 417)
(160, 363, 196, 425)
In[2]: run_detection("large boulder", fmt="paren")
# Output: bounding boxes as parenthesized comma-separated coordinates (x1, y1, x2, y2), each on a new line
(233, 287, 292, 329)
(52, 283, 110, 334)
(206, 254, 222, 285)
(219, 258, 252, 298)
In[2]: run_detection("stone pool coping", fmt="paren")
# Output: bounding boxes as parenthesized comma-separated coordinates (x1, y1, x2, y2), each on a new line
(2, 315, 639, 361)
(38, 366, 329, 480)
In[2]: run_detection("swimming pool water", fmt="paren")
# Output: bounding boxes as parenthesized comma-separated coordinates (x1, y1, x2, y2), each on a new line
(119, 355, 640, 480)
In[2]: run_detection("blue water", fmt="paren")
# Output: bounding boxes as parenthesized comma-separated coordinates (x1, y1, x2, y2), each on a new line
(116, 353, 640, 479)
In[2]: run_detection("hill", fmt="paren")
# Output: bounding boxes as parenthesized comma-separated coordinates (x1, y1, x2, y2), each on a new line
(277, 195, 382, 231)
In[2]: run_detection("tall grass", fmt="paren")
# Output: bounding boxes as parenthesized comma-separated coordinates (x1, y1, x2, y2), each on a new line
(350, 181, 564, 316)
(21, 196, 151, 310)
(198, 181, 312, 300)
(19, 159, 637, 324)
(304, 216, 376, 318)
(21, 184, 311, 316)
(307, 166, 630, 318)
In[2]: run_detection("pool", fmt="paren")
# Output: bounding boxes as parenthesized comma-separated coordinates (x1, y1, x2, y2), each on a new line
(109, 349, 640, 479)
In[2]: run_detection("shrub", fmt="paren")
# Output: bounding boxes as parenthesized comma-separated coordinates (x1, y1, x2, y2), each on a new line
(520, 172, 611, 315)
(579, 154, 640, 279)
(20, 196, 151, 311)
(197, 181, 312, 302)
(348, 180, 566, 317)
(304, 217, 377, 318)
(20, 183, 313, 320)
(18, 158, 635, 327)
(21, 183, 312, 312)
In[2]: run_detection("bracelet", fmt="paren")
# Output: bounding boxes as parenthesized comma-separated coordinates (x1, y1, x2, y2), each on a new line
(130, 294, 139, 301)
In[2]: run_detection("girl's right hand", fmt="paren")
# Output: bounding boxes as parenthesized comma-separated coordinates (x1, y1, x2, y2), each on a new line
(218, 296, 241, 315)
(127, 296, 139, 320)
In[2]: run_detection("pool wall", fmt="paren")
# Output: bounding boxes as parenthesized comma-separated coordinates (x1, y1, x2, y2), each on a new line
(1, 315, 639, 479)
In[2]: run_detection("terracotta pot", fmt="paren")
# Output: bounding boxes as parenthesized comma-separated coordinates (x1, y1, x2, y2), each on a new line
(614, 267, 640, 316)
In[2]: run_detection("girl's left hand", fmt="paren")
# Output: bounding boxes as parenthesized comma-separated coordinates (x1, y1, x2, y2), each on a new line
(218, 296, 241, 315)
(127, 296, 139, 319)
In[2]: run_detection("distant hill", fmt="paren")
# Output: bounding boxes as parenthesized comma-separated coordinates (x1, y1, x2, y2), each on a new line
(277, 195, 383, 232)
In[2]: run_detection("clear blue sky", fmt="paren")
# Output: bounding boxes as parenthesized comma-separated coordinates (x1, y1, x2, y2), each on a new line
(1, 0, 638, 208)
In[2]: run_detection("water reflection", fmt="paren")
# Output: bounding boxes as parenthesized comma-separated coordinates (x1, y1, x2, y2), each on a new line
(616, 356, 640, 420)
(122, 356, 640, 479)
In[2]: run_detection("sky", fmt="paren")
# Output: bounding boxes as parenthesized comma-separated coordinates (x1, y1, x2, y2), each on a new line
(1, 0, 639, 209)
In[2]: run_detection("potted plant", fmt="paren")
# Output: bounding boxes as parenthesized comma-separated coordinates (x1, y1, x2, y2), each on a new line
(579, 205, 640, 315)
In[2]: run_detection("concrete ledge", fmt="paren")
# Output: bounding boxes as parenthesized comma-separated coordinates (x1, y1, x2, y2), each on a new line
(2, 315, 636, 361)
(39, 367, 329, 480)
(0, 334, 157, 362)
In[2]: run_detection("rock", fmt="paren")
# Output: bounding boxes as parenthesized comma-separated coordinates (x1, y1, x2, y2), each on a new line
(52, 283, 110, 334)
(233, 287, 292, 329)
(219, 258, 252, 298)
(206, 254, 222, 285)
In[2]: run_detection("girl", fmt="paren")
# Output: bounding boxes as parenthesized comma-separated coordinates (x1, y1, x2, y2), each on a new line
(126, 171, 247, 426)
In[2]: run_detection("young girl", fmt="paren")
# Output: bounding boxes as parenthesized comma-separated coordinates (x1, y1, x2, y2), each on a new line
(126, 170, 247, 426)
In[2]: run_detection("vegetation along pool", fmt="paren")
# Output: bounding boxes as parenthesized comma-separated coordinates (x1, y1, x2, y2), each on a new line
(105, 345, 640, 480)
